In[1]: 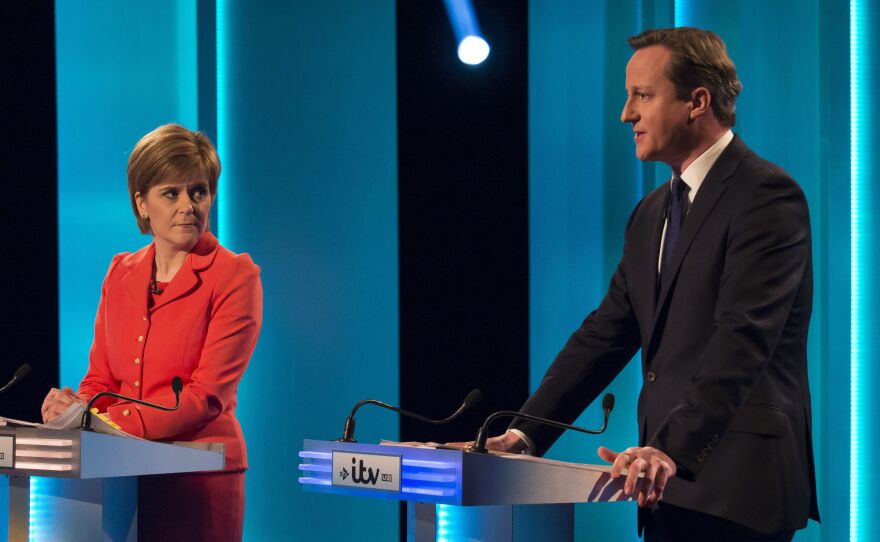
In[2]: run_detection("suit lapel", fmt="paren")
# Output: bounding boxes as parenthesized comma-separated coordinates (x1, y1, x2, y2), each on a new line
(121, 244, 154, 312)
(648, 136, 749, 344)
(632, 191, 667, 319)
(150, 260, 200, 312)
(149, 232, 220, 313)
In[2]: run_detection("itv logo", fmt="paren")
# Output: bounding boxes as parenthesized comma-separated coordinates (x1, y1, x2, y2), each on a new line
(350, 457, 380, 485)
(332, 451, 401, 492)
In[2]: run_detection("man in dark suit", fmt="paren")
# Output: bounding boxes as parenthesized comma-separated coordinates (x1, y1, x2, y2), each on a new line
(483, 28, 819, 541)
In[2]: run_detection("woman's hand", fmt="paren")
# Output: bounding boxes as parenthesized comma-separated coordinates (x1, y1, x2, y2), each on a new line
(41, 387, 86, 423)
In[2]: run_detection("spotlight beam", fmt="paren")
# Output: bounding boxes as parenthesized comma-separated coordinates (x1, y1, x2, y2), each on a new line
(442, 0, 491, 65)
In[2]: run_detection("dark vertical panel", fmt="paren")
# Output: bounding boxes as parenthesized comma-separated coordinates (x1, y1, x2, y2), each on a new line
(197, 0, 218, 231)
(0, 1, 59, 419)
(397, 0, 529, 445)
(197, 0, 217, 142)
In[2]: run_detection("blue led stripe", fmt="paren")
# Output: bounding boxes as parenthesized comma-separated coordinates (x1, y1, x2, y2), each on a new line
(850, 0, 871, 540)
(299, 463, 332, 473)
(436, 504, 452, 542)
(298, 451, 332, 460)
(216, 0, 231, 245)
(28, 477, 47, 542)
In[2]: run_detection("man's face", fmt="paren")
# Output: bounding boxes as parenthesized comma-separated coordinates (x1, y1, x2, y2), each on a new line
(621, 45, 693, 164)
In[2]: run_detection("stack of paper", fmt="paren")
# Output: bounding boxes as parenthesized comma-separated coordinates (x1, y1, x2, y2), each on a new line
(0, 402, 138, 439)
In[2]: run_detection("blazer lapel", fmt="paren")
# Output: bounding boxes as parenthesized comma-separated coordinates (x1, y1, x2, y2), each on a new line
(633, 191, 667, 320)
(650, 136, 748, 338)
(149, 232, 220, 313)
(121, 244, 154, 312)
(150, 260, 199, 312)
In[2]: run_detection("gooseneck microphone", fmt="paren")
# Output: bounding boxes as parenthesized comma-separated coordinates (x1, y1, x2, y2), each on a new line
(80, 376, 184, 431)
(469, 393, 615, 453)
(0, 364, 32, 396)
(338, 389, 482, 443)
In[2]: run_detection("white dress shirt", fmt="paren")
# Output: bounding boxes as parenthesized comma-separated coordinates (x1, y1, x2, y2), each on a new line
(657, 130, 734, 272)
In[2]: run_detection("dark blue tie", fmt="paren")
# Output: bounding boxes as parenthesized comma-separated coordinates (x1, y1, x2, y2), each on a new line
(662, 176, 689, 275)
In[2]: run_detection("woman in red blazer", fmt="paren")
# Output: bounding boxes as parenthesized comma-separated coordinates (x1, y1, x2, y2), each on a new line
(42, 124, 262, 541)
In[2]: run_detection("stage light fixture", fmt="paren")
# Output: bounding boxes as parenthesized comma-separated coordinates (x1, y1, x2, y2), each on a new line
(457, 35, 490, 65)
(443, 0, 490, 66)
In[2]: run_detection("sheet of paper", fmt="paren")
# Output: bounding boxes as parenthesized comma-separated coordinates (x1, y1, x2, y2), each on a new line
(0, 402, 140, 439)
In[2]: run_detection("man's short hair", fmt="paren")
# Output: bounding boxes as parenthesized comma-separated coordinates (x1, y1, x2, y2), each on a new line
(628, 27, 742, 127)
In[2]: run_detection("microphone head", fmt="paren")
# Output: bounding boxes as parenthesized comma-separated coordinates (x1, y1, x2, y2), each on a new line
(14, 363, 31, 380)
(171, 376, 183, 395)
(463, 389, 482, 408)
(602, 393, 615, 412)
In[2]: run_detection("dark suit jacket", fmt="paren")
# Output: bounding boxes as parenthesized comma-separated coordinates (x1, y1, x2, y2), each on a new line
(510, 136, 819, 534)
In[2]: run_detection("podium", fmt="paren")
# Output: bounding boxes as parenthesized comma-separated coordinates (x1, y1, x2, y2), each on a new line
(298, 439, 633, 541)
(0, 426, 224, 542)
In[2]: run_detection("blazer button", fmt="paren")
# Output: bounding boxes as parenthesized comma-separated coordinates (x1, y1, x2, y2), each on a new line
(137, 335, 144, 342)
(122, 409, 130, 416)
(134, 358, 140, 365)
(646, 371, 657, 382)
(134, 380, 140, 388)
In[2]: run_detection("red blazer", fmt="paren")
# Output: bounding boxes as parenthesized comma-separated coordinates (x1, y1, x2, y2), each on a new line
(78, 232, 262, 471)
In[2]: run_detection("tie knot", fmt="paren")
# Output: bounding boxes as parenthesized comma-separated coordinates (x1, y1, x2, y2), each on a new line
(671, 176, 688, 199)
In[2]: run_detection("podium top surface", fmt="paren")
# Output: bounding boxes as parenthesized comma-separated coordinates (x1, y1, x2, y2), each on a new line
(0, 426, 224, 478)
(299, 439, 633, 506)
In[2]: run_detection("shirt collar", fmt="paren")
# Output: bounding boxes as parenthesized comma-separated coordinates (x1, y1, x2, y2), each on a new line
(675, 130, 734, 202)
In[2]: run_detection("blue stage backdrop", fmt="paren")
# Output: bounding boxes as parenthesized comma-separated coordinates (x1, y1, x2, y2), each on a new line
(55, 0, 199, 392)
(55, 1, 398, 541)
(214, 1, 399, 539)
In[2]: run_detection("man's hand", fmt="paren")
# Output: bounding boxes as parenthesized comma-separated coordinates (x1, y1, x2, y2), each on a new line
(446, 431, 528, 454)
(598, 445, 676, 508)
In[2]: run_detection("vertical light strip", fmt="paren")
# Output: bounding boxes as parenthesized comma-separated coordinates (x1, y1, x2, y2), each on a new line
(216, 0, 230, 245)
(849, 0, 866, 539)
(674, 0, 688, 27)
(28, 477, 45, 541)
(436, 504, 451, 542)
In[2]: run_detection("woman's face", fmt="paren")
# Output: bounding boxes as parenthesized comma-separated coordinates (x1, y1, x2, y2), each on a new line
(136, 178, 212, 253)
